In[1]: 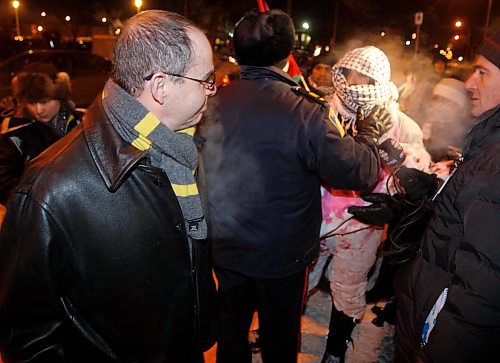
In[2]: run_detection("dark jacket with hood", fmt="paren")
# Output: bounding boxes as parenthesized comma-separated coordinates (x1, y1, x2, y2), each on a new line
(395, 105, 500, 362)
(0, 99, 217, 362)
(0, 102, 80, 204)
(201, 66, 380, 279)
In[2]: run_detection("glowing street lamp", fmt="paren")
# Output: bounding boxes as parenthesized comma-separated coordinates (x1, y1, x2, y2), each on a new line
(302, 22, 310, 30)
(12, 1, 21, 38)
(41, 11, 46, 17)
(65, 15, 71, 22)
(135, 0, 142, 13)
(455, 20, 462, 28)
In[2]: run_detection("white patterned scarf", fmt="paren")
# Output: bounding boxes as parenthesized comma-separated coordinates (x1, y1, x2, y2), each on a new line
(331, 46, 398, 127)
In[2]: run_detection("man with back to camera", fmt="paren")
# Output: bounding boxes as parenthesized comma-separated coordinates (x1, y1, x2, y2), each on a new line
(394, 28, 500, 362)
(0, 10, 217, 362)
(200, 8, 392, 363)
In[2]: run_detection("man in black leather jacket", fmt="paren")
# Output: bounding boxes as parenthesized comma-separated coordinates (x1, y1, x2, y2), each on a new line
(0, 10, 217, 362)
(200, 9, 390, 363)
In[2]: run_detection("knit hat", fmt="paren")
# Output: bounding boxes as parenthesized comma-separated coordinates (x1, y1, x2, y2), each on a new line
(433, 77, 468, 109)
(233, 9, 295, 67)
(479, 29, 500, 68)
(16, 63, 71, 103)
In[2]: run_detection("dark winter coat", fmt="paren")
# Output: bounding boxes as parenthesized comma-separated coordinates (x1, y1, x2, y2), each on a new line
(0, 103, 80, 204)
(201, 66, 380, 279)
(0, 99, 217, 362)
(395, 105, 500, 362)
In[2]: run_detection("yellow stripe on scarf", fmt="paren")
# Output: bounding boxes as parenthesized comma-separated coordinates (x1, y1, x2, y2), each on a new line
(171, 182, 199, 197)
(176, 126, 197, 136)
(131, 113, 161, 151)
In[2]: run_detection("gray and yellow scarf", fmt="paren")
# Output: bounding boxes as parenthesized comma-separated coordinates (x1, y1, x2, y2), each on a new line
(102, 80, 207, 240)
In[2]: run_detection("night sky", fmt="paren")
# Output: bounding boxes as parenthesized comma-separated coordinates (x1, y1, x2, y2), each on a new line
(3, 0, 498, 50)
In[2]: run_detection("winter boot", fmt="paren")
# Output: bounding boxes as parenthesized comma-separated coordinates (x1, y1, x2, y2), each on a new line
(320, 305, 358, 363)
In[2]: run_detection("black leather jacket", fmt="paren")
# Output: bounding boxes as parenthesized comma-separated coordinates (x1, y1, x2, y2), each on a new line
(0, 99, 217, 362)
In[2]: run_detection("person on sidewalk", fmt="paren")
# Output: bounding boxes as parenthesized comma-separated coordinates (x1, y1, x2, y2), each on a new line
(394, 28, 500, 362)
(201, 9, 390, 363)
(0, 10, 217, 362)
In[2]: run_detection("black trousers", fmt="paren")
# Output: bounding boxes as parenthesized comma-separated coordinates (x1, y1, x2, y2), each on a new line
(214, 266, 307, 363)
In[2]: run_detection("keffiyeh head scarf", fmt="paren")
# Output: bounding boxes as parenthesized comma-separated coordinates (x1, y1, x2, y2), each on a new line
(331, 46, 398, 125)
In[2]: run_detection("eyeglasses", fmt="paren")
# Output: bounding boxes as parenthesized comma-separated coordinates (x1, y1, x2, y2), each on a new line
(144, 71, 216, 91)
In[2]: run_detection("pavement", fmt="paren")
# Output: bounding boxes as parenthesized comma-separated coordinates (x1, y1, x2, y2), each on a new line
(204, 290, 395, 363)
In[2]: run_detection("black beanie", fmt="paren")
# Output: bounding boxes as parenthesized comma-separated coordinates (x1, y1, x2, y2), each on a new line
(233, 9, 295, 67)
(479, 29, 500, 69)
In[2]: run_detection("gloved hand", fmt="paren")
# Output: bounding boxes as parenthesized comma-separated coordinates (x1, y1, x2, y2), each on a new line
(395, 166, 440, 201)
(347, 193, 400, 226)
(378, 138, 406, 168)
(355, 105, 392, 142)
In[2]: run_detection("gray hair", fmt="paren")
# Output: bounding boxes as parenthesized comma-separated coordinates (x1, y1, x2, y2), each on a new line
(112, 10, 197, 97)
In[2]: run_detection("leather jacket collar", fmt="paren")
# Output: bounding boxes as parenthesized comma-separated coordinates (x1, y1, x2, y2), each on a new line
(83, 98, 146, 192)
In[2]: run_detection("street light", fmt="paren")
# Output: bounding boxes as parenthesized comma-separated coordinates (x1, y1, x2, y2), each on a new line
(12, 1, 20, 38)
(302, 22, 310, 30)
(135, 0, 142, 13)
(453, 20, 471, 60)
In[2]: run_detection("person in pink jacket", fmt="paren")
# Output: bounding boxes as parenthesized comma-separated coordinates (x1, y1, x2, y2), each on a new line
(307, 46, 441, 363)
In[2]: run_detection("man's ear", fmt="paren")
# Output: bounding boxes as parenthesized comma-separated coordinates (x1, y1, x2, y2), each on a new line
(150, 73, 168, 104)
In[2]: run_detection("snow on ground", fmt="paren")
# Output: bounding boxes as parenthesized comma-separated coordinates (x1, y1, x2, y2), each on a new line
(204, 289, 395, 363)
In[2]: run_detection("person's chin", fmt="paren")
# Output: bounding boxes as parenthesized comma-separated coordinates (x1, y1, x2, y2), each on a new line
(186, 113, 204, 127)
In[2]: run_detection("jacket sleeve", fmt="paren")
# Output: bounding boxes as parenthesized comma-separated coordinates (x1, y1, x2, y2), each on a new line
(0, 192, 75, 362)
(0, 135, 25, 204)
(302, 105, 380, 191)
(424, 170, 500, 362)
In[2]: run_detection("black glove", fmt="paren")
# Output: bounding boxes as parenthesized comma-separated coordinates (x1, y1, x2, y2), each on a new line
(395, 166, 440, 201)
(355, 105, 392, 142)
(378, 138, 406, 168)
(347, 193, 400, 226)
